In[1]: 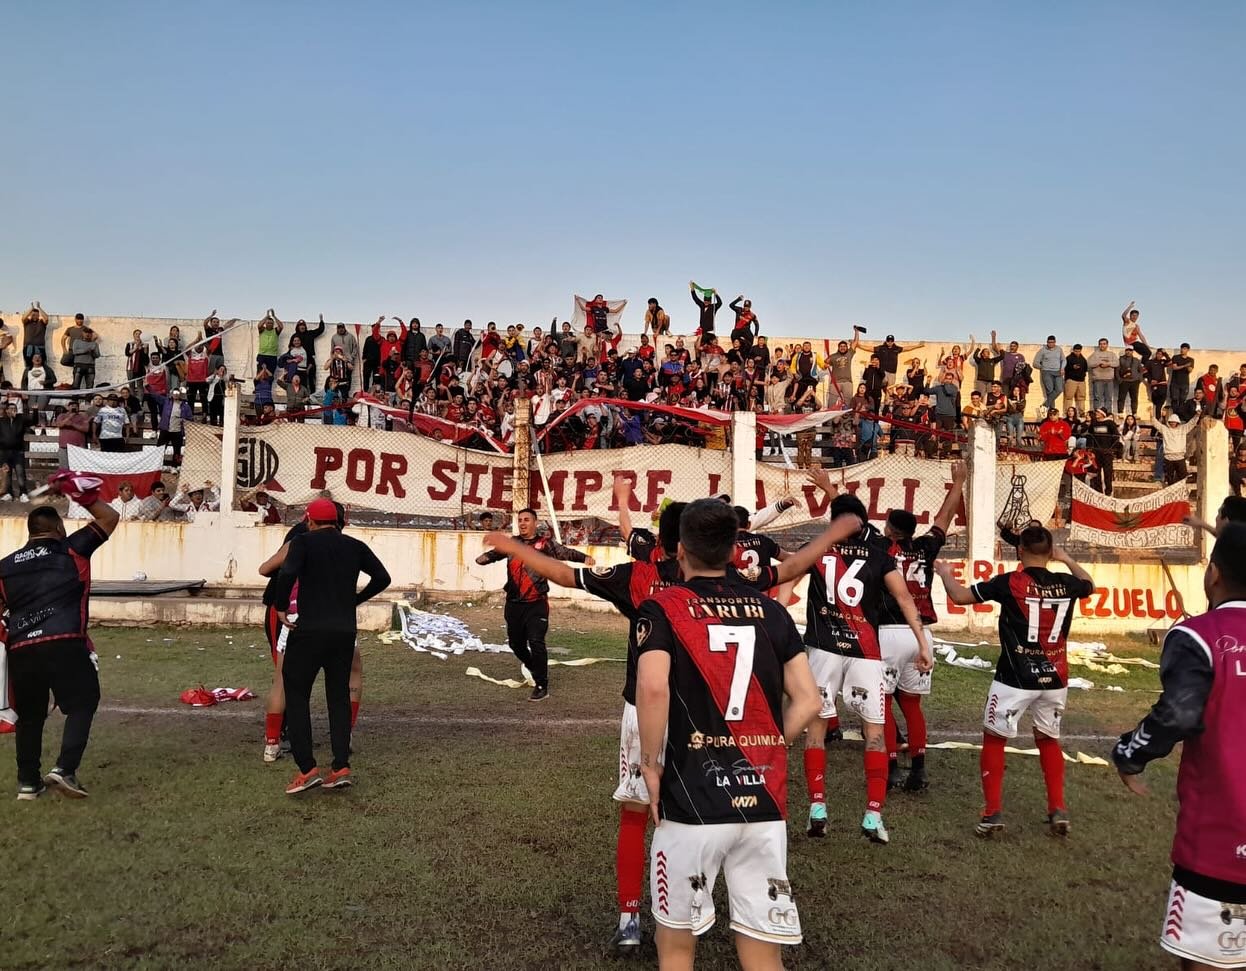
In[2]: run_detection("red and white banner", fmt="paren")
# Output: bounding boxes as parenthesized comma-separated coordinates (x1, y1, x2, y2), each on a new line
(1069, 479, 1193, 549)
(754, 457, 1064, 530)
(66, 445, 164, 501)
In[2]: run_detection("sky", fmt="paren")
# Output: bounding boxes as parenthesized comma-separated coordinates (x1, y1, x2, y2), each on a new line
(3, 2, 1244, 348)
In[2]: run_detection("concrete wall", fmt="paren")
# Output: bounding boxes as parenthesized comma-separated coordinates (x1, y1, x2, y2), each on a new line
(0, 514, 1204, 635)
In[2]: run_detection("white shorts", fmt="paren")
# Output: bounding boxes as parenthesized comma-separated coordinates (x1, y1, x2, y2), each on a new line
(982, 680, 1068, 739)
(807, 651, 886, 725)
(614, 702, 647, 804)
(651, 819, 801, 945)
(1160, 879, 1246, 968)
(879, 625, 932, 696)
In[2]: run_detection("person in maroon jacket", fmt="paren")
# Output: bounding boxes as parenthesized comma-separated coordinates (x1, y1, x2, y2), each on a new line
(1114, 526, 1246, 971)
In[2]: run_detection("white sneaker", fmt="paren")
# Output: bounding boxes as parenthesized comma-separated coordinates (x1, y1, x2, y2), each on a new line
(520, 664, 535, 686)
(263, 743, 282, 763)
(18, 494, 29, 503)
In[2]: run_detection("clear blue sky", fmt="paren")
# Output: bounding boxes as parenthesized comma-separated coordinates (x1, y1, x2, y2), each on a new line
(4, 2, 1243, 348)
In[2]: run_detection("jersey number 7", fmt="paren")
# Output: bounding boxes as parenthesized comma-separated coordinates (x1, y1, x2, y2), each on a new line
(708, 626, 756, 722)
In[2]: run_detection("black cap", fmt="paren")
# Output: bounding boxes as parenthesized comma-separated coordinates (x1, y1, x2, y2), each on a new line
(885, 334, 895, 341)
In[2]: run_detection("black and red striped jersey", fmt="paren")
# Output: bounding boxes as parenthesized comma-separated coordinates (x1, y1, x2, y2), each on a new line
(971, 568, 1094, 689)
(0, 522, 109, 650)
(801, 529, 896, 659)
(732, 530, 781, 572)
(636, 576, 804, 825)
(479, 534, 590, 602)
(879, 526, 946, 627)
(574, 558, 682, 705)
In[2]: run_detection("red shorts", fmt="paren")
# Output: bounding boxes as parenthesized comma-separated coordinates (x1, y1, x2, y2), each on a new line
(264, 606, 281, 665)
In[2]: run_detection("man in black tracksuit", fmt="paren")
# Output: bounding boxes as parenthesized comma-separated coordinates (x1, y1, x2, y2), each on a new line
(0, 474, 119, 799)
(476, 508, 593, 701)
(273, 499, 390, 794)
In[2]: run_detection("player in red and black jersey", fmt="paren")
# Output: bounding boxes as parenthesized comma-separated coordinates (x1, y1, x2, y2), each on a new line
(1, 474, 118, 799)
(481, 477, 862, 953)
(476, 507, 593, 701)
(635, 499, 821, 966)
(878, 461, 966, 793)
(936, 525, 1094, 838)
(796, 484, 933, 845)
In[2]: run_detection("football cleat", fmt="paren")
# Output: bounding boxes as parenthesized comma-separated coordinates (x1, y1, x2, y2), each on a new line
(976, 813, 1006, 838)
(263, 743, 282, 763)
(44, 768, 88, 799)
(1047, 809, 1070, 837)
(886, 760, 904, 790)
(807, 802, 828, 838)
(902, 765, 929, 792)
(861, 811, 890, 845)
(610, 914, 641, 951)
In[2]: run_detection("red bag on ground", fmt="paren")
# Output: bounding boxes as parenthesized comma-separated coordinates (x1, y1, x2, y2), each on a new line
(179, 686, 217, 708)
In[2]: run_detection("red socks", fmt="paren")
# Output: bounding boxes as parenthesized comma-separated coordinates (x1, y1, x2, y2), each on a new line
(264, 712, 283, 746)
(616, 807, 648, 913)
(350, 701, 360, 728)
(883, 698, 898, 761)
(1035, 734, 1066, 813)
(896, 691, 927, 756)
(803, 748, 826, 804)
(981, 732, 1007, 815)
(827, 715, 841, 733)
(864, 750, 888, 812)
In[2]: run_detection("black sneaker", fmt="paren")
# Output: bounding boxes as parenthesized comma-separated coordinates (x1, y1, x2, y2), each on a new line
(975, 812, 1005, 838)
(44, 768, 89, 799)
(529, 685, 549, 702)
(902, 765, 929, 793)
(17, 782, 47, 801)
(886, 760, 904, 791)
(1047, 809, 1071, 837)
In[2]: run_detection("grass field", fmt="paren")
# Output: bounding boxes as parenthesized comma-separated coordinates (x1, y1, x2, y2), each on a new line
(1, 606, 1183, 971)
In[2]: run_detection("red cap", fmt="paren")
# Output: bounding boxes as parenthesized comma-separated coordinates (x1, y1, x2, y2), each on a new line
(305, 498, 339, 524)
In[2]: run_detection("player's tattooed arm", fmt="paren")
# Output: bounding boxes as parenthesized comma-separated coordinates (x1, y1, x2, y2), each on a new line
(884, 572, 934, 672)
(932, 559, 977, 605)
(481, 532, 576, 587)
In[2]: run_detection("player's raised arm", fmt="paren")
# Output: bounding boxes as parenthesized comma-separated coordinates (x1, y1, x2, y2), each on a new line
(932, 559, 977, 605)
(933, 461, 968, 535)
(1049, 544, 1093, 589)
(748, 495, 797, 532)
(773, 512, 866, 584)
(482, 531, 578, 588)
(545, 537, 595, 567)
(883, 571, 934, 672)
(614, 474, 636, 543)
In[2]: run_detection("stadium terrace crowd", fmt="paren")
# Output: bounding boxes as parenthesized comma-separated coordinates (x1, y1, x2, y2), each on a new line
(4, 297, 1245, 500)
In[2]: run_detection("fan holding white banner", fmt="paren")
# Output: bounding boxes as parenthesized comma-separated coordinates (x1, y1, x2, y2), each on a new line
(64, 445, 166, 518)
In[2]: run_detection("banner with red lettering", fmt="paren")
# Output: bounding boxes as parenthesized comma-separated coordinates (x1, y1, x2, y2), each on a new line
(753, 457, 1064, 530)
(1069, 479, 1193, 549)
(224, 423, 734, 520)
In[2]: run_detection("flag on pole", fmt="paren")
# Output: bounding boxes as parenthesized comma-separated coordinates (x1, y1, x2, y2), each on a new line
(65, 445, 165, 503)
(1069, 479, 1193, 549)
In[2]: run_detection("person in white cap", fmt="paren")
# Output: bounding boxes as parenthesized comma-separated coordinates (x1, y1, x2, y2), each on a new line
(1151, 410, 1202, 486)
(158, 388, 194, 466)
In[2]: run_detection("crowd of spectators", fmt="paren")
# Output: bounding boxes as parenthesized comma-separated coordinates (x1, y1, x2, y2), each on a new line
(4, 298, 1244, 503)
